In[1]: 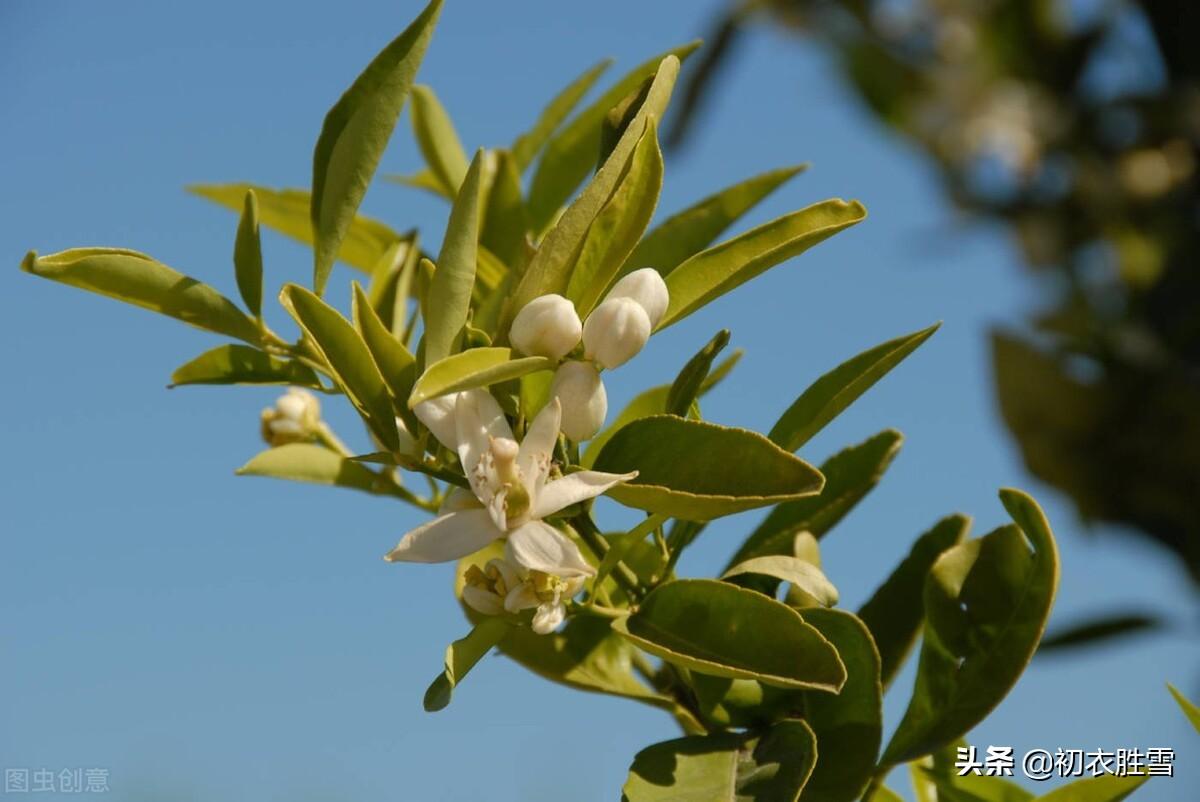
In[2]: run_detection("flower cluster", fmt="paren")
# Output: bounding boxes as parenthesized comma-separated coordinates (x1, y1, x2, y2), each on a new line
(510, 268, 668, 441)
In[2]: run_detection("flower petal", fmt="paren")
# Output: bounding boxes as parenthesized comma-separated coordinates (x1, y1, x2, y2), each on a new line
(383, 508, 502, 564)
(455, 389, 512, 487)
(463, 586, 505, 616)
(519, 397, 561, 497)
(533, 469, 638, 519)
(532, 602, 566, 634)
(504, 582, 540, 613)
(413, 393, 461, 451)
(505, 520, 596, 577)
(439, 486, 483, 514)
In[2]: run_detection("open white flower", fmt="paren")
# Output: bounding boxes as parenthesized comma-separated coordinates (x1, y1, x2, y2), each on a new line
(385, 390, 636, 574)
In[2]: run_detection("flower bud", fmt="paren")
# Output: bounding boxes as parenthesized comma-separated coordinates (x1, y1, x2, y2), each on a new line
(605, 268, 669, 328)
(509, 294, 582, 360)
(582, 296, 651, 369)
(550, 361, 607, 441)
(260, 388, 321, 446)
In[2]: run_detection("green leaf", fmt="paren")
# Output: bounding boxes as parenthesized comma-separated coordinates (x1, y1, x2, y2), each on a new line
(864, 786, 904, 802)
(236, 443, 402, 497)
(722, 556, 838, 607)
(505, 56, 683, 330)
(881, 489, 1060, 765)
(1034, 775, 1148, 802)
(1168, 683, 1200, 733)
(622, 719, 817, 802)
(1038, 612, 1163, 654)
(424, 150, 485, 365)
(916, 746, 1034, 802)
(408, 347, 553, 407)
(351, 283, 416, 424)
(169, 344, 322, 389)
(728, 430, 903, 567)
(279, 284, 400, 451)
(592, 416, 825, 520)
(406, 84, 468, 197)
(796, 609, 883, 802)
(565, 118, 664, 317)
(310, 0, 442, 294)
(386, 167, 446, 197)
(612, 578, 846, 691)
(423, 618, 510, 712)
(510, 59, 612, 172)
(858, 515, 971, 689)
(666, 329, 730, 417)
(21, 248, 261, 344)
(233, 189, 263, 317)
(189, 183, 401, 273)
(768, 323, 940, 451)
(659, 198, 867, 330)
(479, 150, 529, 271)
(525, 42, 699, 233)
(628, 164, 807, 277)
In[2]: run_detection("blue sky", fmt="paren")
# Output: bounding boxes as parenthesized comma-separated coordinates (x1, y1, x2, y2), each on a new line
(2, 1, 1196, 800)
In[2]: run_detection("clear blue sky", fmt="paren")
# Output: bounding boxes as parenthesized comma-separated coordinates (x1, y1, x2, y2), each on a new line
(2, 1, 1196, 800)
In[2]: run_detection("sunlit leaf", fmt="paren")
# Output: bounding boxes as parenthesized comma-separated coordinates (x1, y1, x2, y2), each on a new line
(511, 59, 611, 172)
(236, 443, 403, 498)
(405, 84, 468, 197)
(351, 283, 417, 428)
(424, 151, 485, 365)
(408, 347, 553, 407)
(723, 555, 838, 607)
(170, 344, 323, 390)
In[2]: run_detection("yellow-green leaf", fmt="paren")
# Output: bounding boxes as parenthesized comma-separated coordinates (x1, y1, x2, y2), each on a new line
(722, 556, 838, 607)
(510, 59, 612, 172)
(170, 344, 322, 390)
(233, 189, 263, 317)
(424, 150, 485, 365)
(423, 618, 510, 712)
(236, 443, 402, 498)
(409, 347, 552, 407)
(406, 84, 468, 196)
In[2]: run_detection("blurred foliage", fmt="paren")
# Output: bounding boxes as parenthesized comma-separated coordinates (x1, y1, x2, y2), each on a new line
(671, 0, 1200, 586)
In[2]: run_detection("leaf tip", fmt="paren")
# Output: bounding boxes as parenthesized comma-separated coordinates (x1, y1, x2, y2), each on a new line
(20, 250, 38, 274)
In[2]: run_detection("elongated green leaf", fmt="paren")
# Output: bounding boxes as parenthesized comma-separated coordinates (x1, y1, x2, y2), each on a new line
(365, 232, 420, 337)
(881, 489, 1060, 765)
(408, 347, 553, 407)
(859, 515, 971, 689)
(722, 556, 838, 607)
(592, 416, 825, 520)
(479, 150, 529, 271)
(424, 151, 485, 365)
(729, 430, 903, 567)
(1034, 775, 1147, 802)
(1168, 683, 1200, 733)
(279, 284, 399, 451)
(511, 59, 611, 172)
(622, 719, 817, 802)
(565, 119, 664, 317)
(526, 42, 698, 232)
(236, 443, 401, 497)
(660, 198, 867, 329)
(582, 351, 740, 467)
(504, 56, 683, 332)
(628, 164, 807, 276)
(21, 248, 261, 344)
(189, 183, 400, 273)
(386, 167, 445, 197)
(170, 344, 322, 389)
(310, 0, 442, 293)
(916, 745, 1034, 802)
(351, 283, 416, 427)
(406, 84, 468, 197)
(233, 189, 263, 317)
(1038, 612, 1163, 654)
(769, 323, 940, 451)
(796, 609, 882, 802)
(666, 329, 729, 417)
(423, 618, 510, 712)
(612, 579, 845, 691)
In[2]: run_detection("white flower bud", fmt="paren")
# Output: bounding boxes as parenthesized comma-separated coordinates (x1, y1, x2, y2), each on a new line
(550, 361, 607, 442)
(605, 268, 669, 328)
(260, 388, 321, 446)
(582, 296, 651, 369)
(509, 294, 582, 360)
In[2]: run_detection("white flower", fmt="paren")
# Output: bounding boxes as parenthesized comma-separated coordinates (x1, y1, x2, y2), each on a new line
(385, 390, 636, 573)
(550, 360, 607, 441)
(413, 393, 459, 450)
(605, 268, 669, 329)
(583, 296, 651, 369)
(509, 294, 582, 360)
(260, 388, 321, 445)
(462, 554, 586, 634)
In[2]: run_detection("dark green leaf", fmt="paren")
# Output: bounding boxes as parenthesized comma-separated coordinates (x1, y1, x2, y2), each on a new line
(666, 329, 730, 416)
(423, 618, 510, 712)
(612, 578, 846, 691)
(859, 515, 971, 689)
(424, 150, 485, 365)
(479, 150, 529, 271)
(310, 0, 442, 293)
(21, 248, 260, 344)
(768, 323, 940, 451)
(1038, 612, 1163, 654)
(881, 489, 1060, 765)
(170, 344, 322, 389)
(628, 164, 807, 276)
(233, 189, 263, 317)
(593, 416, 825, 520)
